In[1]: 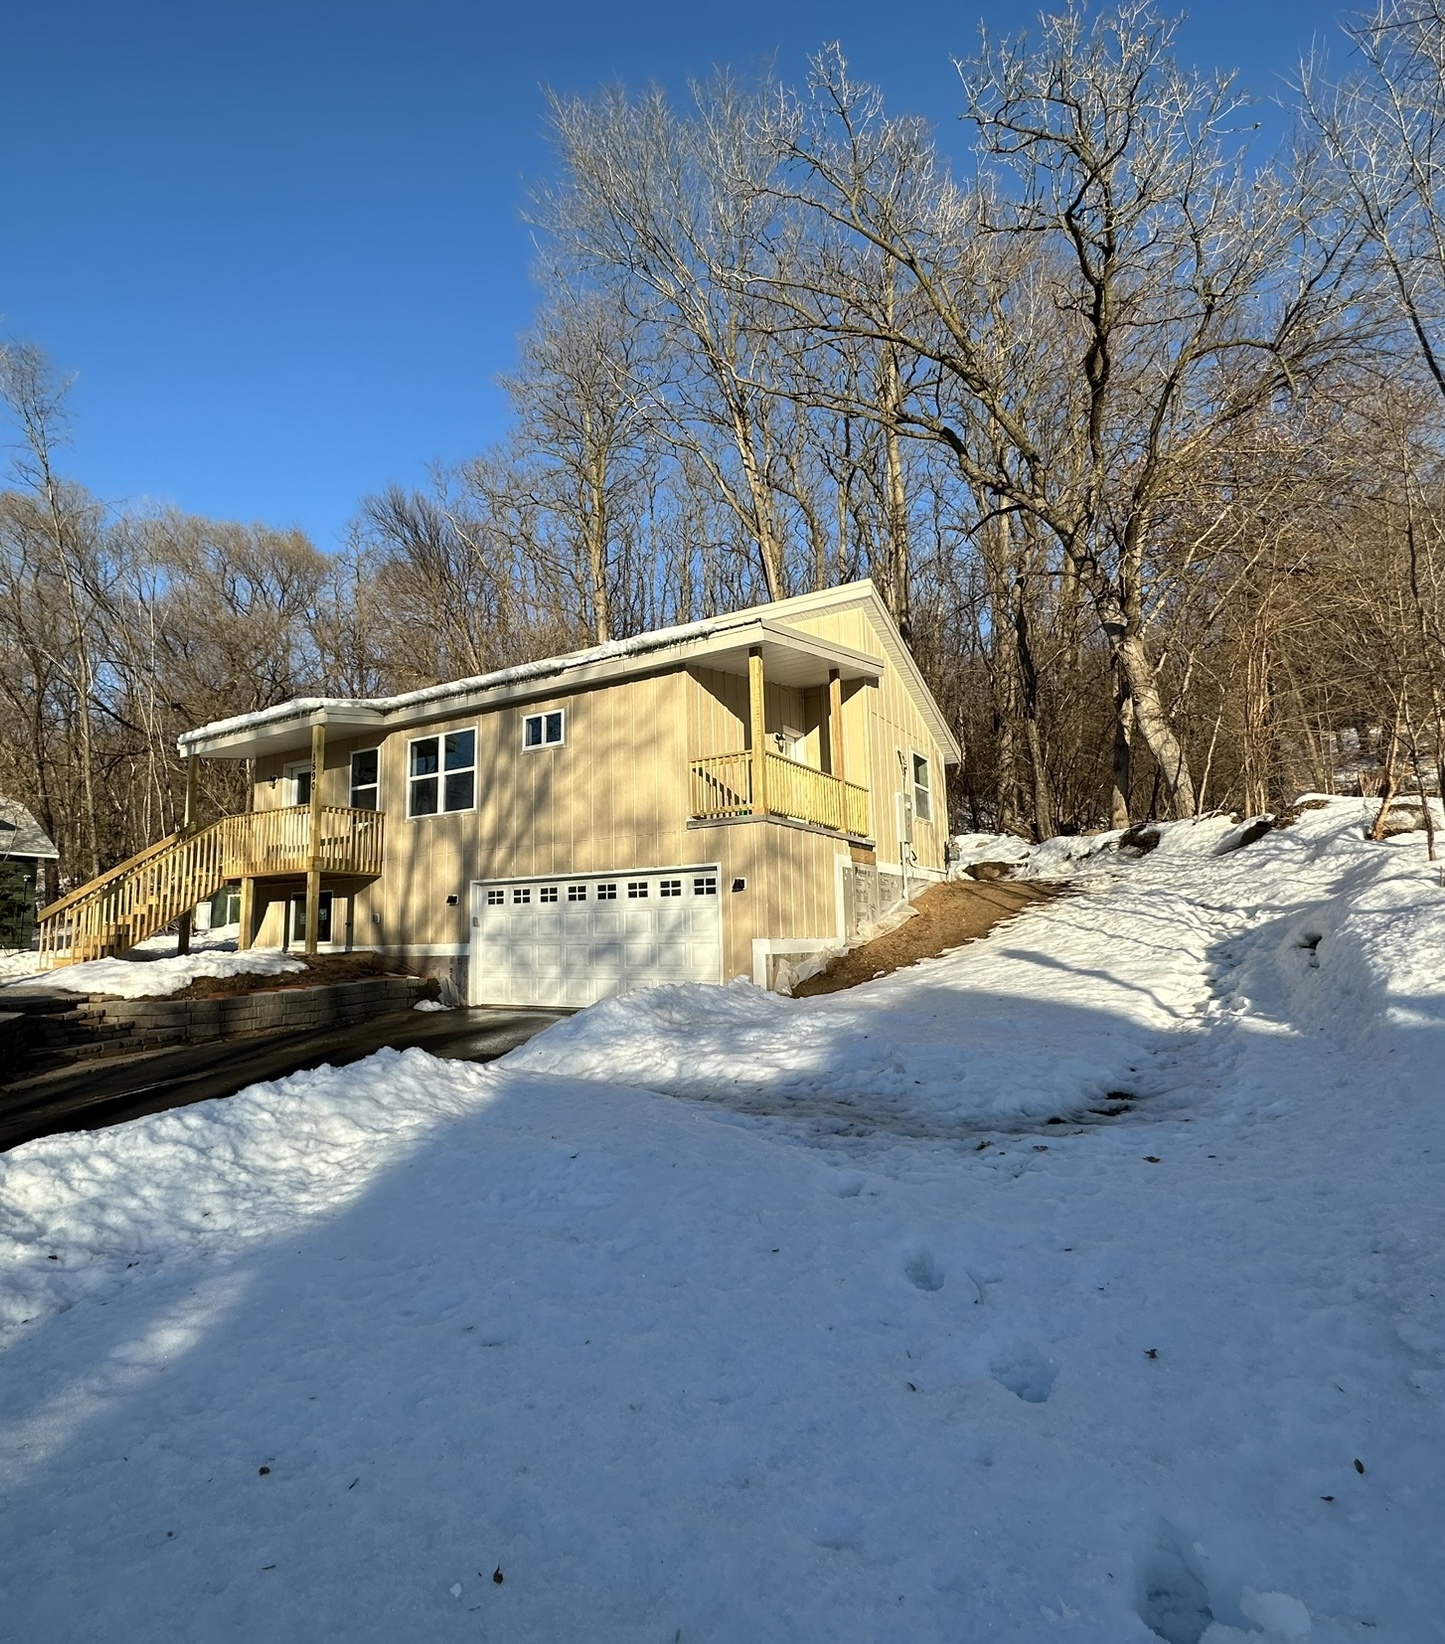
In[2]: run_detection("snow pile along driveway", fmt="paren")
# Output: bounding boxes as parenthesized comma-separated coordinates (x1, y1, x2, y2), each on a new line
(3, 947, 305, 999)
(0, 798, 1441, 1642)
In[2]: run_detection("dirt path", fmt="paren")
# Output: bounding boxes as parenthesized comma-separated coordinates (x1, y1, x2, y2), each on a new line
(795, 879, 1058, 997)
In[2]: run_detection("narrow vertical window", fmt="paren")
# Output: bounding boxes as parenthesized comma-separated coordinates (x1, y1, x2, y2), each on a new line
(350, 749, 380, 811)
(912, 753, 932, 824)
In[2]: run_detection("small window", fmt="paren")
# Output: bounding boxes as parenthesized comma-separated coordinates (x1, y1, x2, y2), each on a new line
(912, 753, 933, 824)
(350, 749, 379, 811)
(522, 710, 565, 750)
(567, 884, 587, 902)
(539, 885, 559, 903)
(485, 888, 505, 906)
(512, 887, 531, 905)
(627, 881, 649, 899)
(408, 729, 476, 816)
(660, 879, 682, 898)
(693, 875, 718, 896)
(596, 883, 617, 901)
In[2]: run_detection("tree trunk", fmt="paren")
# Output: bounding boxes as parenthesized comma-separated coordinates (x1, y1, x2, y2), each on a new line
(1110, 662, 1133, 829)
(1117, 632, 1196, 818)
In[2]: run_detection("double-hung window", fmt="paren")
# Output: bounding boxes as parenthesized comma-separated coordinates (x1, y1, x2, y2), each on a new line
(523, 710, 565, 750)
(912, 753, 933, 824)
(350, 749, 380, 810)
(408, 729, 476, 817)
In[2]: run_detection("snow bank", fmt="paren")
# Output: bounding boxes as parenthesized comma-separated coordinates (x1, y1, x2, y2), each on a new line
(952, 814, 1251, 883)
(3, 947, 305, 1000)
(948, 831, 1033, 874)
(0, 1047, 496, 1346)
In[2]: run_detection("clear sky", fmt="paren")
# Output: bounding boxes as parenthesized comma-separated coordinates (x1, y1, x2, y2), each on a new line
(2, 0, 1357, 552)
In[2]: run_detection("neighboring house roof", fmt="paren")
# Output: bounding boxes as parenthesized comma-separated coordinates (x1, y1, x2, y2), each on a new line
(180, 579, 961, 764)
(0, 798, 60, 861)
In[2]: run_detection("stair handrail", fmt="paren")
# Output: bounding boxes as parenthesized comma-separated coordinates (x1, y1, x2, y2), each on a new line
(37, 826, 190, 922)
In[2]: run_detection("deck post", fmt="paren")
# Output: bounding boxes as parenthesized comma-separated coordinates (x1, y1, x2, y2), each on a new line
(176, 753, 199, 956)
(237, 876, 255, 952)
(748, 647, 767, 817)
(305, 720, 325, 956)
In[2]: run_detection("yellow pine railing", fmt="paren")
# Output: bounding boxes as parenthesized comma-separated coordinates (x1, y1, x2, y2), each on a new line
(689, 751, 870, 839)
(689, 752, 755, 820)
(37, 805, 384, 966)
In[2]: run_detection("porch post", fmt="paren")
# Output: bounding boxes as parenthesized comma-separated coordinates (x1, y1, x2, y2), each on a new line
(827, 669, 846, 783)
(748, 647, 767, 817)
(176, 752, 199, 956)
(305, 719, 325, 956)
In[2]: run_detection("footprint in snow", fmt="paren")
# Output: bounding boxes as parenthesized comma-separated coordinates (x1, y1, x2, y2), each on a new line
(901, 1242, 945, 1292)
(1137, 1528, 1214, 1643)
(989, 1341, 1055, 1404)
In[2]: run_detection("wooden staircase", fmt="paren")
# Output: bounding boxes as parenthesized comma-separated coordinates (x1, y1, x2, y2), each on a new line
(36, 806, 385, 966)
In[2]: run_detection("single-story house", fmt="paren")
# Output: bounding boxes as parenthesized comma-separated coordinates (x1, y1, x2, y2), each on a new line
(40, 581, 960, 1001)
(0, 798, 60, 951)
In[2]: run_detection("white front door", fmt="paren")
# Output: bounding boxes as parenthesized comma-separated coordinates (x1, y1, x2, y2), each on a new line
(469, 866, 723, 1007)
(284, 760, 312, 807)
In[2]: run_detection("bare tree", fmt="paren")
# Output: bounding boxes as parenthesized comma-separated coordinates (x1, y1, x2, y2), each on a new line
(0, 342, 109, 875)
(767, 7, 1350, 817)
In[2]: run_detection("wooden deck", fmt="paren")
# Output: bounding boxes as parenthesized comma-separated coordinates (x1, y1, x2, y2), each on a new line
(37, 806, 384, 965)
(690, 752, 870, 838)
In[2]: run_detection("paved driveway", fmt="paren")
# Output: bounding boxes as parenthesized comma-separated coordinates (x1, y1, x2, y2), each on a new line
(0, 1006, 567, 1152)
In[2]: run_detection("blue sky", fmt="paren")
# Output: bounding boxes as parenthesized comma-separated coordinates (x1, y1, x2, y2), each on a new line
(2, 0, 1356, 551)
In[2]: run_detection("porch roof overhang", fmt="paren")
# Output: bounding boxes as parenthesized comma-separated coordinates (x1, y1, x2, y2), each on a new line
(179, 618, 884, 762)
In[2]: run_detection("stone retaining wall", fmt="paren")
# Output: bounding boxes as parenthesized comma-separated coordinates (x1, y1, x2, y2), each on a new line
(109, 976, 431, 1041)
(5, 976, 433, 1081)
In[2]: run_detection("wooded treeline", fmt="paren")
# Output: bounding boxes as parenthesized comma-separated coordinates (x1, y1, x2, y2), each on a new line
(5, 0, 1445, 900)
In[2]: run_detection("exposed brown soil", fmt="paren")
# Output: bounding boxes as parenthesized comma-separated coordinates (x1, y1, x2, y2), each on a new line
(794, 878, 1059, 997)
(174, 952, 421, 1000)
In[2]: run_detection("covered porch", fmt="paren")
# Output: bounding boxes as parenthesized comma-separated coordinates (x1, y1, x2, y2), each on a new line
(687, 637, 875, 840)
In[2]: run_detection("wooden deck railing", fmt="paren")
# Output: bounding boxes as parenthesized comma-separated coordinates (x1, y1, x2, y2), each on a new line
(37, 805, 384, 966)
(689, 751, 870, 838)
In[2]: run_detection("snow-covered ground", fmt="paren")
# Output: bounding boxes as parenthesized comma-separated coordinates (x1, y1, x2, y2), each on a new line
(0, 949, 42, 982)
(1, 799, 1441, 1642)
(0, 924, 308, 999)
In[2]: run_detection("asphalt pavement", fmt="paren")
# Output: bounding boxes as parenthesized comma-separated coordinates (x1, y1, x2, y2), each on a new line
(0, 1006, 568, 1152)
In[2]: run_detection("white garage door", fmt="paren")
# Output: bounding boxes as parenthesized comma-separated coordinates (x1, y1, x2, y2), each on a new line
(468, 865, 723, 1007)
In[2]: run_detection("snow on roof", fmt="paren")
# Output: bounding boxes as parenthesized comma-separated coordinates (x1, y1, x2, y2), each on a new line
(0, 798, 59, 861)
(177, 580, 923, 758)
(179, 608, 733, 751)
